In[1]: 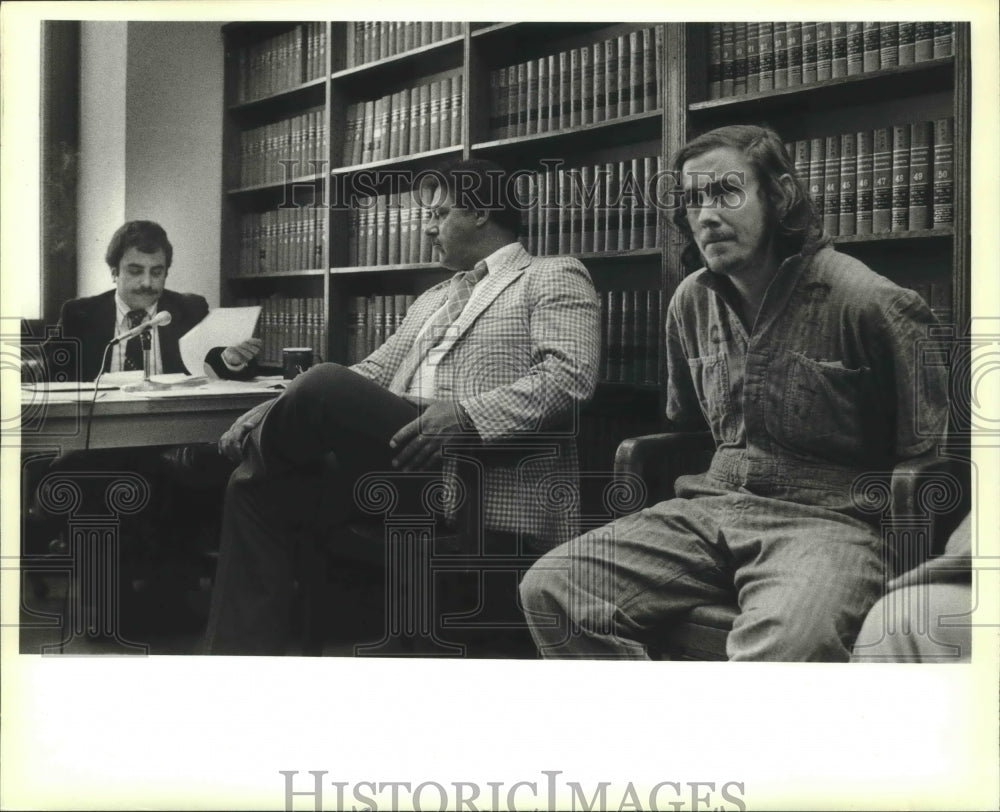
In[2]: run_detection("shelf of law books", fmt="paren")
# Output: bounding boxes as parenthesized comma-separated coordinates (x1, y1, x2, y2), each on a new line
(221, 22, 334, 367)
(218, 21, 970, 470)
(684, 21, 968, 329)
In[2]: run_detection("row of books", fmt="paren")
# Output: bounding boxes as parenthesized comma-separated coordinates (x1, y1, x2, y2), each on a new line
(237, 208, 327, 276)
(342, 76, 464, 165)
(348, 192, 434, 268)
(233, 23, 327, 104)
(489, 26, 663, 140)
(351, 21, 463, 67)
(516, 157, 663, 257)
(345, 294, 419, 364)
(234, 295, 327, 366)
(238, 111, 328, 188)
(600, 289, 662, 386)
(708, 21, 954, 99)
(787, 117, 953, 237)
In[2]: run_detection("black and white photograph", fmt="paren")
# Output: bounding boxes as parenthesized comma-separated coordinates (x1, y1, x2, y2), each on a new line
(1, 1, 997, 810)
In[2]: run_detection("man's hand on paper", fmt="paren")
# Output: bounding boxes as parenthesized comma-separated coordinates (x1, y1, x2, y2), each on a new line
(221, 337, 263, 368)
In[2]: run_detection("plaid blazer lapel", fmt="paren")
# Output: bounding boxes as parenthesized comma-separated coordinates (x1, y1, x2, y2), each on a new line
(449, 244, 532, 341)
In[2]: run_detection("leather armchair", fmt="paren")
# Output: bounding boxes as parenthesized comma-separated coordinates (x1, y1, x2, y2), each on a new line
(613, 431, 970, 660)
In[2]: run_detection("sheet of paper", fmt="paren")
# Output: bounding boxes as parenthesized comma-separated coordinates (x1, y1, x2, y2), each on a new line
(178, 306, 261, 377)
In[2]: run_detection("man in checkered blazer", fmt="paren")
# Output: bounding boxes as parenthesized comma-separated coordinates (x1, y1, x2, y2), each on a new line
(205, 159, 601, 655)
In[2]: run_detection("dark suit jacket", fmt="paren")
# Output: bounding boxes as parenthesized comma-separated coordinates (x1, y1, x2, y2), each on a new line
(44, 289, 254, 382)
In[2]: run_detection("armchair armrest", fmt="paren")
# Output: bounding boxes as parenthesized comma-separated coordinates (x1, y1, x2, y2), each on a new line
(614, 431, 714, 507)
(890, 451, 971, 561)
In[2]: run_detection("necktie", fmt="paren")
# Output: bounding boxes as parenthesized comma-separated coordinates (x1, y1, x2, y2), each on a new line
(388, 261, 489, 394)
(123, 309, 147, 372)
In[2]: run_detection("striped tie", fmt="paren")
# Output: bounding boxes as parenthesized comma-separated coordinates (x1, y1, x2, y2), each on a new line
(123, 309, 147, 371)
(388, 261, 488, 395)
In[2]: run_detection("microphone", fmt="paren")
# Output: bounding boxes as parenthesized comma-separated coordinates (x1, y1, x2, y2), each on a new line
(110, 310, 172, 345)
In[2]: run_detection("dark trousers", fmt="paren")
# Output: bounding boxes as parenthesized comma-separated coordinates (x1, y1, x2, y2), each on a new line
(203, 363, 422, 655)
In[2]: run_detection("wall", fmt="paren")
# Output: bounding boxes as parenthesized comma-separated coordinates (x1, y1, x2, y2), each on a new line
(77, 22, 127, 298)
(77, 21, 224, 306)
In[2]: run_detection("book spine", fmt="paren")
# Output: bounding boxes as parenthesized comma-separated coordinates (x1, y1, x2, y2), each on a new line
(569, 167, 582, 254)
(801, 22, 817, 85)
(890, 124, 911, 232)
(823, 135, 841, 236)
(932, 116, 954, 227)
(793, 139, 810, 184)
(815, 22, 832, 82)
(856, 130, 874, 235)
(580, 164, 595, 253)
(733, 23, 748, 96)
(628, 31, 642, 115)
(560, 50, 571, 129)
(617, 35, 631, 118)
(604, 161, 620, 253)
(721, 23, 735, 97)
(427, 80, 442, 150)
(493, 67, 507, 139)
(440, 79, 453, 148)
(872, 127, 892, 233)
(604, 40, 616, 121)
(862, 22, 881, 73)
(808, 136, 826, 223)
(655, 25, 664, 108)
(387, 191, 401, 265)
(831, 22, 848, 78)
(526, 58, 539, 135)
(908, 120, 933, 230)
(880, 22, 899, 70)
(570, 48, 582, 128)
(452, 73, 463, 148)
(417, 83, 431, 153)
(619, 290, 633, 384)
(592, 43, 606, 123)
(847, 22, 865, 76)
(629, 157, 644, 250)
(643, 155, 657, 249)
(758, 23, 774, 92)
(603, 291, 618, 381)
(786, 22, 802, 87)
(933, 22, 953, 59)
(914, 22, 934, 62)
(630, 289, 646, 384)
(898, 22, 916, 65)
(772, 23, 787, 90)
(838, 132, 858, 237)
(745, 22, 760, 94)
(535, 57, 550, 135)
(642, 27, 657, 110)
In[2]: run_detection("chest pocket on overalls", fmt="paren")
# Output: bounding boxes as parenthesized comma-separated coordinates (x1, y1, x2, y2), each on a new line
(687, 353, 738, 443)
(766, 351, 873, 463)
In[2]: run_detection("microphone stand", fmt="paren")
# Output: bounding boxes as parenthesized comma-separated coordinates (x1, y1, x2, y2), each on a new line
(129, 329, 157, 392)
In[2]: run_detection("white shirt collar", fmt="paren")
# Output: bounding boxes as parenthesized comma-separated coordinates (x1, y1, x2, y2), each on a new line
(115, 292, 158, 322)
(476, 242, 522, 274)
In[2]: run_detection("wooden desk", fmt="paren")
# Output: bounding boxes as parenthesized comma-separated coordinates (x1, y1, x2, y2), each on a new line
(17, 382, 280, 653)
(19, 383, 279, 451)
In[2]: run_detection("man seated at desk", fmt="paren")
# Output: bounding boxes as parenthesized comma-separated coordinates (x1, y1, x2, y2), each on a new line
(43, 219, 261, 381)
(26, 220, 265, 636)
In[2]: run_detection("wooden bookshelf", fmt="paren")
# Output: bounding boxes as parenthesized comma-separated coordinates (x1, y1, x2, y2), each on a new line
(219, 19, 971, 472)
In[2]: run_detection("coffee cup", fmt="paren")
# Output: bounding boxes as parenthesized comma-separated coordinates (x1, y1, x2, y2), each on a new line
(282, 347, 315, 379)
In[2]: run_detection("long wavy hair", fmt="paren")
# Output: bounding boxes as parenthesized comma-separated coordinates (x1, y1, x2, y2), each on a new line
(670, 124, 824, 274)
